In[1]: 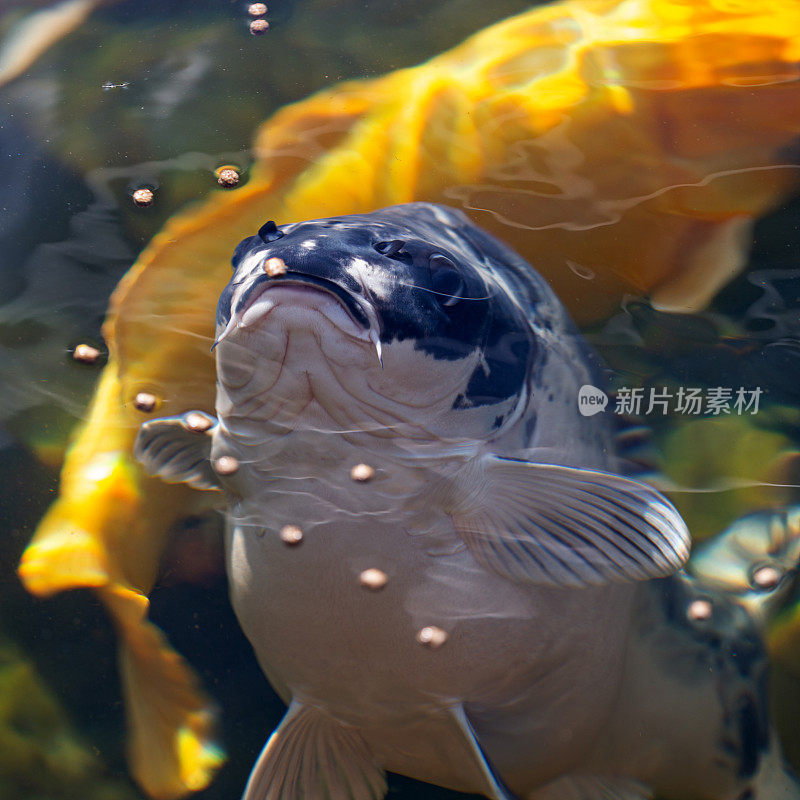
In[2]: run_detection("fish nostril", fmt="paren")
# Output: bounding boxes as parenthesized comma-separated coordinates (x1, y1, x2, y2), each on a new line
(374, 240, 404, 256)
(258, 220, 284, 243)
(373, 239, 414, 265)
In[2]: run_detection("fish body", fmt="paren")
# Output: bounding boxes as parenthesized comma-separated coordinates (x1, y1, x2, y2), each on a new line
(135, 203, 798, 800)
(207, 207, 656, 798)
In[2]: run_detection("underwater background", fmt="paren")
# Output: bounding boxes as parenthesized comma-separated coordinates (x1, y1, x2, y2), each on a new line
(1, 1, 799, 799)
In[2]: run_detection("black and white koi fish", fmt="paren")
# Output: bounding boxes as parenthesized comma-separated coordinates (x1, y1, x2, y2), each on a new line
(135, 203, 799, 800)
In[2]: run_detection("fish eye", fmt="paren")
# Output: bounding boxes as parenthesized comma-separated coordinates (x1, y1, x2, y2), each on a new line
(429, 254, 464, 307)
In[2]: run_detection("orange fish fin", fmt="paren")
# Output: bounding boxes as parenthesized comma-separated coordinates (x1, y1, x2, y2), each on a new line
(18, 445, 139, 596)
(650, 216, 754, 313)
(18, 521, 108, 596)
(106, 587, 224, 799)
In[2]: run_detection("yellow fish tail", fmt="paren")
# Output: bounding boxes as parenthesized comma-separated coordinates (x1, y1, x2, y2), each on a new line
(18, 363, 224, 797)
(107, 588, 224, 800)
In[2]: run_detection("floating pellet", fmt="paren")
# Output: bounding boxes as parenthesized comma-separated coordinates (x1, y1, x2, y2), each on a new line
(751, 564, 782, 591)
(184, 412, 213, 433)
(416, 625, 448, 648)
(134, 392, 157, 412)
(280, 525, 303, 546)
(132, 187, 154, 207)
(249, 18, 269, 35)
(216, 167, 240, 189)
(214, 455, 239, 475)
(72, 344, 100, 364)
(687, 598, 713, 622)
(359, 568, 387, 591)
(264, 257, 287, 276)
(248, 3, 267, 16)
(350, 463, 375, 483)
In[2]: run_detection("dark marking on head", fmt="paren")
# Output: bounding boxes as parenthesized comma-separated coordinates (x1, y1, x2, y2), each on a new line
(221, 203, 596, 439)
(452, 394, 469, 410)
(216, 279, 236, 328)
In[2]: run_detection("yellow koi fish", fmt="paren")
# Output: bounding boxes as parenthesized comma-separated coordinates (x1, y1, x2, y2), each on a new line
(19, 0, 800, 796)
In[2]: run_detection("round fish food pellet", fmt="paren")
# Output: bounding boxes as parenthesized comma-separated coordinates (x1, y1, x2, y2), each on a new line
(751, 564, 782, 591)
(248, 3, 267, 16)
(216, 167, 240, 188)
(280, 525, 304, 545)
(134, 392, 157, 412)
(264, 257, 287, 276)
(214, 455, 240, 475)
(184, 412, 213, 433)
(350, 463, 375, 483)
(359, 568, 387, 591)
(416, 625, 448, 648)
(132, 187, 154, 207)
(249, 18, 269, 35)
(72, 344, 101, 364)
(686, 598, 713, 622)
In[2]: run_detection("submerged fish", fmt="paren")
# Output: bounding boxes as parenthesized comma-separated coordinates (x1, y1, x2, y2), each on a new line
(136, 203, 799, 800)
(20, 0, 800, 794)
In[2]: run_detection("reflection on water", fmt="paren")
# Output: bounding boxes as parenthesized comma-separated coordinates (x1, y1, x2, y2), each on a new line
(1, 0, 799, 799)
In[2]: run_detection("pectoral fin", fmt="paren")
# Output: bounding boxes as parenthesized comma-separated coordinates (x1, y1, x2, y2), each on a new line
(244, 701, 387, 800)
(134, 412, 220, 491)
(449, 457, 690, 588)
(448, 705, 519, 800)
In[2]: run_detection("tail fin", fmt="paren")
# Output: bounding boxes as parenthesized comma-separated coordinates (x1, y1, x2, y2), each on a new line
(18, 363, 224, 798)
(108, 587, 224, 799)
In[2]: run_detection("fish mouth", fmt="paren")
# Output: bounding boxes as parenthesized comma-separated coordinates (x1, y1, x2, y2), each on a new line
(215, 272, 375, 349)
(252, 273, 371, 329)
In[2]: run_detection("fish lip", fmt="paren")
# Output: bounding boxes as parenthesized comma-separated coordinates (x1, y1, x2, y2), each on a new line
(266, 273, 371, 329)
(230, 272, 372, 332)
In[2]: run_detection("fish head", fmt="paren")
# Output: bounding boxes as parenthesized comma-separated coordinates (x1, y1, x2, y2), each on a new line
(214, 203, 536, 444)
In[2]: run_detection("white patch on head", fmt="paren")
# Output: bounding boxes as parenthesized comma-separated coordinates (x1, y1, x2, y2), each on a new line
(240, 250, 266, 276)
(344, 257, 396, 301)
(430, 204, 459, 226)
(300, 239, 317, 250)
